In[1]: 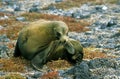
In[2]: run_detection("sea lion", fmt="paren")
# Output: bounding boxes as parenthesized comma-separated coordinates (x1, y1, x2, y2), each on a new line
(31, 38, 83, 70)
(14, 20, 83, 70)
(14, 20, 74, 60)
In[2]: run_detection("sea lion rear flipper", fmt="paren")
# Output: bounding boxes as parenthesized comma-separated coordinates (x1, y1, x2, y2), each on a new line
(14, 41, 21, 57)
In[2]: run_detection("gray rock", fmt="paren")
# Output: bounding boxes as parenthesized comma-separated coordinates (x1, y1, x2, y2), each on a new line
(0, 71, 6, 76)
(55, 0, 63, 3)
(104, 75, 120, 79)
(47, 5, 56, 10)
(111, 32, 120, 38)
(88, 58, 120, 69)
(112, 8, 120, 13)
(0, 35, 10, 58)
(0, 15, 9, 20)
(0, 25, 4, 30)
(85, 31, 93, 35)
(72, 11, 81, 19)
(107, 19, 117, 27)
(64, 11, 73, 17)
(16, 17, 26, 21)
(80, 12, 91, 19)
(58, 70, 65, 76)
(0, 34, 10, 42)
(0, 8, 5, 12)
(14, 4, 21, 11)
(31, 71, 42, 78)
(63, 61, 92, 79)
(95, 5, 108, 12)
(29, 7, 39, 12)
(0, 45, 9, 58)
(32, 2, 40, 7)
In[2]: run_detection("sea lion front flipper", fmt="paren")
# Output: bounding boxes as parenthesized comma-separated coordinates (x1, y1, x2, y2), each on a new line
(31, 52, 46, 71)
(65, 41, 75, 54)
(31, 40, 61, 70)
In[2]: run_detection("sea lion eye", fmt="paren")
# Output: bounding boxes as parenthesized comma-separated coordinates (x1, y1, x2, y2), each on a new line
(56, 32, 61, 39)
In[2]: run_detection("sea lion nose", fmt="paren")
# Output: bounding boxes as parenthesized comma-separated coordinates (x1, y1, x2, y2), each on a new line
(60, 35, 68, 43)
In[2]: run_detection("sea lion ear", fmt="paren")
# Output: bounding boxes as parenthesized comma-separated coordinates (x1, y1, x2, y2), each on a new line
(65, 41, 75, 54)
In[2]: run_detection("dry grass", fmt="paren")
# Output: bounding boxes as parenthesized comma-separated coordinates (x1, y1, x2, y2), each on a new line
(41, 70, 59, 79)
(83, 48, 111, 59)
(0, 12, 89, 41)
(0, 74, 25, 79)
(43, 0, 119, 10)
(21, 13, 90, 32)
(46, 59, 72, 70)
(0, 19, 25, 40)
(0, 57, 30, 72)
(0, 12, 25, 40)
(43, 0, 96, 10)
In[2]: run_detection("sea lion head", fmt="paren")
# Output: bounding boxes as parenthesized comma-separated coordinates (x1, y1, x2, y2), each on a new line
(53, 21, 69, 43)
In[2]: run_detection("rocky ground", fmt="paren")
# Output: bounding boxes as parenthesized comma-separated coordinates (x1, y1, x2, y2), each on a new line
(0, 0, 120, 79)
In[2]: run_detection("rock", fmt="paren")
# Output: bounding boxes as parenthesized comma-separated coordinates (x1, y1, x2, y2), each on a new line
(29, 7, 39, 12)
(58, 70, 65, 76)
(0, 8, 5, 12)
(112, 8, 120, 13)
(72, 10, 81, 19)
(114, 31, 120, 37)
(72, 10, 90, 19)
(63, 61, 92, 79)
(0, 35, 10, 58)
(32, 2, 40, 7)
(31, 71, 42, 78)
(14, 4, 21, 11)
(88, 58, 120, 78)
(16, 17, 26, 21)
(55, 0, 63, 3)
(47, 5, 56, 10)
(0, 34, 10, 42)
(95, 5, 108, 12)
(107, 19, 117, 27)
(85, 31, 93, 35)
(0, 25, 4, 30)
(3, 0, 11, 5)
(80, 4, 90, 11)
(102, 5, 108, 11)
(64, 11, 73, 17)
(0, 45, 9, 58)
(88, 58, 120, 69)
(0, 71, 6, 77)
(80, 12, 91, 19)
(104, 75, 120, 79)
(0, 15, 9, 20)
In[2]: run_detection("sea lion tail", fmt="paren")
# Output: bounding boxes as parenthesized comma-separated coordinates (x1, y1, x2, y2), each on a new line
(14, 41, 21, 57)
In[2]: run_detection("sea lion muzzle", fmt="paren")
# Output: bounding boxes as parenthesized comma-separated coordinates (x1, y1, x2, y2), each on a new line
(60, 35, 68, 43)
